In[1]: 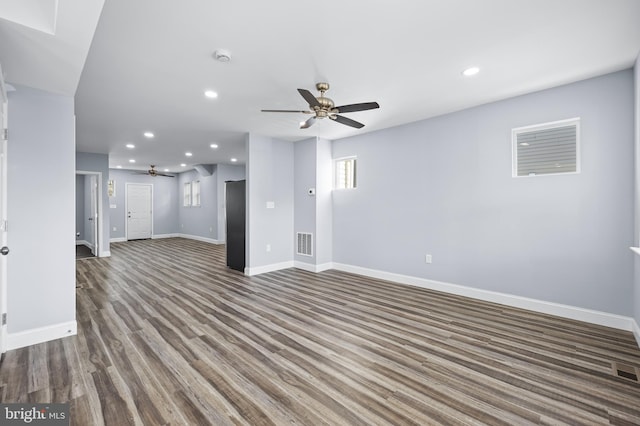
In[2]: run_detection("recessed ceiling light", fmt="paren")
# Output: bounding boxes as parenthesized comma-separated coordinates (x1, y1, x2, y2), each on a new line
(116, 165, 122, 169)
(185, 152, 193, 157)
(204, 90, 218, 99)
(230, 158, 238, 163)
(519, 142, 530, 146)
(164, 168, 169, 172)
(210, 143, 219, 149)
(462, 66, 480, 77)
(180, 163, 186, 167)
(126, 143, 135, 149)
(143, 132, 154, 138)
(129, 159, 136, 163)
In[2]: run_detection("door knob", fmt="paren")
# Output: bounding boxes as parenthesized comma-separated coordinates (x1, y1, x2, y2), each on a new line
(0, 246, 9, 256)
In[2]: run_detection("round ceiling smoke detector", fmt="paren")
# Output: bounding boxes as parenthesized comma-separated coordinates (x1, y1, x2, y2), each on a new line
(214, 49, 231, 62)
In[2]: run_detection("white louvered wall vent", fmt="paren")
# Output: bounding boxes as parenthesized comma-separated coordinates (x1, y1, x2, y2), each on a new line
(296, 232, 313, 256)
(512, 118, 580, 177)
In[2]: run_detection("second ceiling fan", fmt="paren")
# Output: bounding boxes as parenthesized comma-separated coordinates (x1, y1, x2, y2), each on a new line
(262, 82, 379, 129)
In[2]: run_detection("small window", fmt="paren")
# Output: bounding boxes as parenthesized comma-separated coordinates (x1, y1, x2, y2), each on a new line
(512, 118, 580, 177)
(192, 180, 201, 207)
(183, 182, 192, 206)
(334, 157, 357, 189)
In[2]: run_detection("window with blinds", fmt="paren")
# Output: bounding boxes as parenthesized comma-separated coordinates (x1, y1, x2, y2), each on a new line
(334, 157, 357, 189)
(512, 118, 580, 177)
(192, 180, 201, 207)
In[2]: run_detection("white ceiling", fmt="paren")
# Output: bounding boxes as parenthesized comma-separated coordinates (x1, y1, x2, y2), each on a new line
(2, 0, 640, 172)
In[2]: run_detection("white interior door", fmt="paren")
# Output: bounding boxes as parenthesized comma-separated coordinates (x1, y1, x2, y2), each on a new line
(126, 183, 152, 240)
(0, 64, 9, 352)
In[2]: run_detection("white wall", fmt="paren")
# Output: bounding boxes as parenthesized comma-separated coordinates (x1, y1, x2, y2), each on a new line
(246, 133, 294, 273)
(332, 70, 634, 316)
(7, 85, 76, 344)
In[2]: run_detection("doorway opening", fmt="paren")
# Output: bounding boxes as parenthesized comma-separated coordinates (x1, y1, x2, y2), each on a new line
(76, 171, 103, 259)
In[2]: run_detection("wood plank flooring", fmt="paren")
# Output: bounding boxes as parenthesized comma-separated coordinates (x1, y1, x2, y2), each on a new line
(1, 237, 640, 425)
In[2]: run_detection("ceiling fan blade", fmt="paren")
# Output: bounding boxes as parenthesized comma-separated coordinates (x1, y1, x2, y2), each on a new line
(297, 89, 321, 108)
(261, 109, 313, 113)
(300, 116, 316, 129)
(334, 102, 380, 113)
(156, 173, 175, 177)
(332, 115, 365, 129)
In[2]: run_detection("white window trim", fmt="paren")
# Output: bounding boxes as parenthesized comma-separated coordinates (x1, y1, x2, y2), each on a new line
(333, 156, 357, 190)
(511, 117, 581, 178)
(183, 182, 192, 207)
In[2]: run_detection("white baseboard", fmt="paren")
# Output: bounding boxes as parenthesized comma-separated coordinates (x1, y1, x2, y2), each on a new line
(6, 321, 77, 351)
(331, 263, 637, 334)
(152, 233, 179, 239)
(75, 240, 88, 246)
(110, 237, 126, 243)
(294, 261, 333, 273)
(99, 251, 111, 258)
(245, 261, 294, 276)
(175, 233, 223, 245)
(633, 319, 640, 347)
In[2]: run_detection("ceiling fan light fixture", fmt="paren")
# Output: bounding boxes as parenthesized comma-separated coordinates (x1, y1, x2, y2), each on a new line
(213, 49, 231, 62)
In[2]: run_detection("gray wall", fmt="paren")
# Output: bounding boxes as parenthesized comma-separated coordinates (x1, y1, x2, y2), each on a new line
(178, 168, 218, 240)
(76, 152, 110, 254)
(294, 138, 317, 263)
(332, 70, 634, 316)
(75, 175, 85, 242)
(316, 138, 333, 265)
(7, 85, 75, 333)
(246, 133, 294, 270)
(293, 137, 333, 266)
(108, 169, 179, 239)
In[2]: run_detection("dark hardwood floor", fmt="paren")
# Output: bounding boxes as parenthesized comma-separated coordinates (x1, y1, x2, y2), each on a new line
(1, 237, 640, 425)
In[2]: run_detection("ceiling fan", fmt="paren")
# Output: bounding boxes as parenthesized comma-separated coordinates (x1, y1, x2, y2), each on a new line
(134, 165, 175, 178)
(262, 82, 379, 129)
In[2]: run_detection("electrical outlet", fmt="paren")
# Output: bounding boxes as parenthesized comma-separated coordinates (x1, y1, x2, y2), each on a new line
(209, 226, 213, 233)
(266, 244, 271, 252)
(112, 227, 116, 231)
(425, 254, 432, 264)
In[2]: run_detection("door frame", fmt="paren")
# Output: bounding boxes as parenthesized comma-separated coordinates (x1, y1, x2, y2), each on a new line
(125, 183, 153, 240)
(0, 62, 8, 353)
(76, 171, 104, 257)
